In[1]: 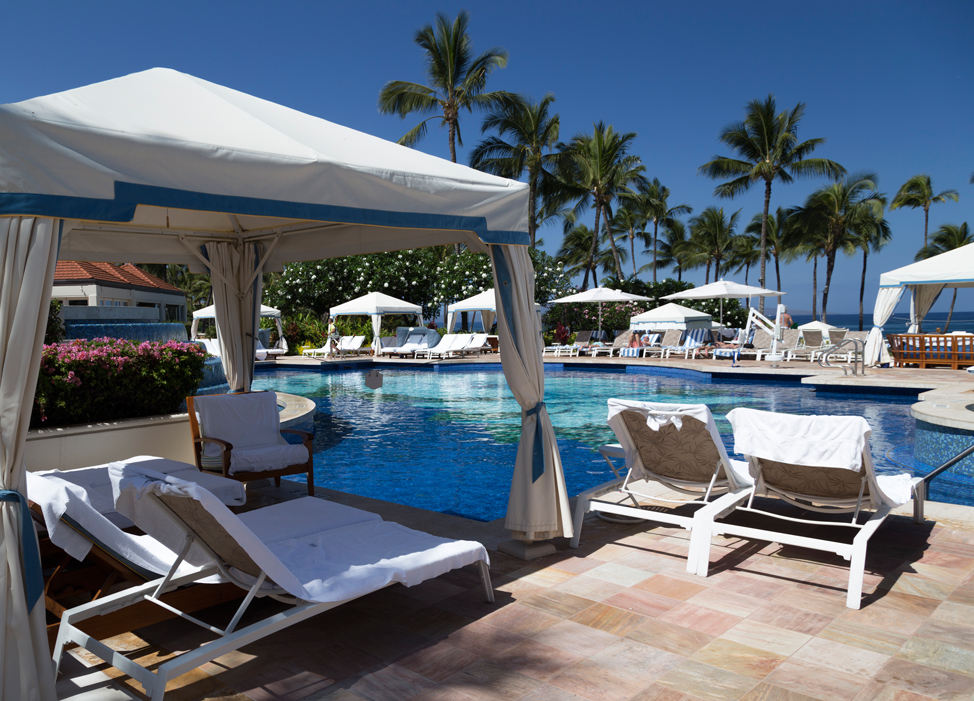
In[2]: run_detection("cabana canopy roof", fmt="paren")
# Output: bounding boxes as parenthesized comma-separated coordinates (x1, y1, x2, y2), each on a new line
(879, 243, 974, 289)
(330, 291, 421, 317)
(448, 288, 541, 313)
(193, 303, 281, 319)
(0, 68, 529, 269)
(629, 303, 712, 329)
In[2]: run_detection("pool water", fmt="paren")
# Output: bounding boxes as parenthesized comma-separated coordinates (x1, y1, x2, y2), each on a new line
(253, 366, 935, 522)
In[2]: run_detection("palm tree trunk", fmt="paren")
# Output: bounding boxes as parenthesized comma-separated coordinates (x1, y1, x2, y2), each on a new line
(758, 179, 772, 315)
(774, 254, 782, 308)
(946, 289, 957, 332)
(630, 232, 637, 279)
(448, 119, 461, 256)
(705, 260, 711, 285)
(581, 266, 590, 291)
(821, 250, 837, 323)
(652, 219, 659, 284)
(585, 202, 601, 291)
(811, 255, 818, 320)
(858, 248, 868, 331)
(923, 203, 929, 248)
(527, 181, 537, 249)
(603, 205, 624, 280)
(715, 256, 721, 280)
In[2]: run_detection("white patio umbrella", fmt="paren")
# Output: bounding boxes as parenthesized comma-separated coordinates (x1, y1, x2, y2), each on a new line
(550, 286, 652, 333)
(664, 279, 784, 323)
(330, 291, 422, 353)
(628, 303, 712, 330)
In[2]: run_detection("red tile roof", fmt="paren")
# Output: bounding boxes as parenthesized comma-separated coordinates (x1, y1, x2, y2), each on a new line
(54, 262, 182, 294)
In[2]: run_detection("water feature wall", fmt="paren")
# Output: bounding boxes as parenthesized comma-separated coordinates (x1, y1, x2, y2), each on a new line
(64, 320, 189, 343)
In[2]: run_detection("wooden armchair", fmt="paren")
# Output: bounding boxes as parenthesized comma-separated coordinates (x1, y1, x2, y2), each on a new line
(187, 391, 314, 495)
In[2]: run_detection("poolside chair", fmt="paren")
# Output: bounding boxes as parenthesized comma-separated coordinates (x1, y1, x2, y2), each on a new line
(712, 328, 753, 362)
(256, 338, 286, 358)
(593, 330, 632, 357)
(415, 333, 459, 359)
(54, 465, 494, 700)
(187, 391, 314, 495)
(570, 400, 753, 575)
(663, 328, 714, 359)
(336, 335, 366, 358)
(302, 339, 334, 358)
(785, 328, 827, 361)
(755, 328, 800, 361)
(377, 330, 428, 357)
(458, 332, 489, 356)
(640, 329, 683, 358)
(27, 456, 247, 647)
(699, 408, 922, 609)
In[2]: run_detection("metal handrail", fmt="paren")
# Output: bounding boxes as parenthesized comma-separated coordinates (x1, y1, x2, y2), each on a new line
(912, 442, 974, 523)
(817, 338, 865, 376)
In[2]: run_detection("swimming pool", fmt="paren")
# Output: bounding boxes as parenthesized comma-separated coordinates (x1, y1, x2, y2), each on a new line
(252, 365, 956, 521)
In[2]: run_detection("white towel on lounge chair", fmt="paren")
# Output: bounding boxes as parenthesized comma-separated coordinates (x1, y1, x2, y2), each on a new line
(728, 408, 867, 471)
(27, 456, 246, 575)
(111, 464, 490, 603)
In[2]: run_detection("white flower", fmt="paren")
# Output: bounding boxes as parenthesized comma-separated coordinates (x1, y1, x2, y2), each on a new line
(384, 282, 389, 288)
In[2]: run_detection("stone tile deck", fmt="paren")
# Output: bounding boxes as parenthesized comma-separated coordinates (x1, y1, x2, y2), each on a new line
(59, 480, 974, 701)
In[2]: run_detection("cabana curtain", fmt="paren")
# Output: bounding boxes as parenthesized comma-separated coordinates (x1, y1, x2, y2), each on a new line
(206, 242, 263, 392)
(489, 245, 571, 540)
(0, 216, 61, 700)
(908, 284, 945, 333)
(864, 287, 904, 366)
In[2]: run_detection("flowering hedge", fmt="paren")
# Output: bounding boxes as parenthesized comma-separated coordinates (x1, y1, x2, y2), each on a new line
(32, 338, 206, 428)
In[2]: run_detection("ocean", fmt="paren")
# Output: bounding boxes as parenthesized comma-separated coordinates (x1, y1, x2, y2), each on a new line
(790, 311, 974, 334)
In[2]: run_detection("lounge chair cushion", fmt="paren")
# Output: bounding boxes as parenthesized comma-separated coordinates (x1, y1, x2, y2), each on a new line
(196, 392, 310, 474)
(111, 465, 489, 603)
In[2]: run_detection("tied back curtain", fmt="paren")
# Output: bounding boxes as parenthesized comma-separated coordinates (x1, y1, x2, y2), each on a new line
(0, 217, 60, 701)
(908, 284, 945, 334)
(207, 242, 263, 392)
(488, 244, 571, 541)
(864, 287, 904, 367)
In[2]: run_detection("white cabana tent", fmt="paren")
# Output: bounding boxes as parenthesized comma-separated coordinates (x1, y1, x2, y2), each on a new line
(865, 242, 974, 366)
(447, 288, 542, 333)
(192, 303, 284, 348)
(330, 291, 422, 353)
(797, 320, 836, 332)
(0, 68, 572, 696)
(629, 303, 713, 330)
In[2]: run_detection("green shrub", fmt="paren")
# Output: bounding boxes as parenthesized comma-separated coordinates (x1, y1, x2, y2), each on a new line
(45, 299, 65, 344)
(32, 338, 206, 428)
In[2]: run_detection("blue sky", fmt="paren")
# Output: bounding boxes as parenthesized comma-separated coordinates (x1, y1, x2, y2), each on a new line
(5, 1, 972, 316)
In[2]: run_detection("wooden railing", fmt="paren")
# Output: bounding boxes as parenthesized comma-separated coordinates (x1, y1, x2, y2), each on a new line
(887, 334, 974, 369)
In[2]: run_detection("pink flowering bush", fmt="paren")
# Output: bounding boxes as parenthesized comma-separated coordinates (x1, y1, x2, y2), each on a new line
(32, 338, 206, 428)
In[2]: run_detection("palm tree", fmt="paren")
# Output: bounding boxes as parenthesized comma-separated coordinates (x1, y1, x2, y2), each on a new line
(632, 178, 692, 283)
(378, 11, 513, 163)
(557, 223, 600, 287)
(698, 94, 844, 314)
(688, 207, 741, 284)
(889, 174, 959, 247)
(728, 229, 761, 286)
(561, 122, 645, 284)
(916, 223, 972, 331)
(470, 93, 563, 247)
(791, 173, 884, 322)
(649, 220, 700, 282)
(610, 205, 648, 279)
(744, 208, 791, 305)
(845, 206, 892, 331)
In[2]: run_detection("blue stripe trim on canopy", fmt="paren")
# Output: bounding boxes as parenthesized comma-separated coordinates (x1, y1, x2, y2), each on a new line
(0, 182, 530, 246)
(0, 490, 44, 611)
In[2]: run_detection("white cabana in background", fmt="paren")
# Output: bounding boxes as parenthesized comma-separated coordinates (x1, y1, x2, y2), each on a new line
(192, 303, 284, 350)
(865, 242, 974, 366)
(447, 287, 542, 333)
(330, 291, 422, 353)
(0, 68, 572, 697)
(629, 303, 713, 330)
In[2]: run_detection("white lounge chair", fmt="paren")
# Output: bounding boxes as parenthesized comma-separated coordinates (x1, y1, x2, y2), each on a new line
(416, 333, 464, 359)
(336, 335, 366, 358)
(377, 330, 428, 357)
(699, 408, 922, 609)
(570, 400, 753, 575)
(53, 465, 494, 700)
(785, 328, 827, 361)
(593, 331, 632, 357)
(302, 339, 335, 358)
(458, 332, 489, 356)
(640, 329, 682, 358)
(663, 328, 714, 359)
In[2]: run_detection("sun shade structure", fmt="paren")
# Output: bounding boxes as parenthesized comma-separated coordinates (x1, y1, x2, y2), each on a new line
(865, 242, 974, 365)
(330, 291, 423, 353)
(191, 303, 283, 348)
(0, 68, 571, 697)
(550, 286, 652, 332)
(447, 288, 541, 333)
(664, 280, 784, 324)
(628, 303, 713, 330)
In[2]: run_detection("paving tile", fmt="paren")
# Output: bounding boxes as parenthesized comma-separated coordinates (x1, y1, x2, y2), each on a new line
(630, 683, 705, 700)
(602, 587, 682, 618)
(817, 619, 908, 656)
(721, 620, 812, 657)
(790, 637, 889, 678)
(737, 682, 821, 700)
(587, 638, 684, 683)
(914, 617, 974, 651)
(627, 617, 714, 657)
(763, 659, 869, 701)
(587, 543, 636, 562)
(771, 586, 849, 617)
(586, 561, 655, 587)
(444, 659, 542, 701)
(444, 619, 527, 658)
(396, 640, 481, 683)
(345, 663, 438, 701)
(570, 601, 648, 636)
(548, 556, 604, 575)
(490, 639, 583, 682)
(945, 582, 974, 606)
(746, 604, 832, 637)
(884, 574, 956, 601)
(551, 574, 627, 602)
(687, 587, 767, 618)
(873, 657, 974, 700)
(908, 564, 970, 590)
(910, 550, 974, 571)
(655, 659, 758, 700)
(484, 604, 561, 638)
(518, 684, 592, 700)
(402, 579, 468, 604)
(853, 684, 942, 701)
(520, 589, 598, 619)
(894, 637, 974, 678)
(397, 607, 476, 640)
(716, 573, 789, 600)
(658, 602, 743, 637)
(611, 548, 678, 574)
(929, 600, 974, 627)
(410, 687, 480, 701)
(692, 638, 787, 680)
(548, 658, 656, 701)
(839, 603, 928, 637)
(635, 574, 709, 601)
(511, 566, 579, 588)
(531, 619, 621, 658)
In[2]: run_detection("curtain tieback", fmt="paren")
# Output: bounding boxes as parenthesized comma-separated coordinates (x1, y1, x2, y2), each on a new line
(523, 402, 546, 482)
(0, 490, 44, 611)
